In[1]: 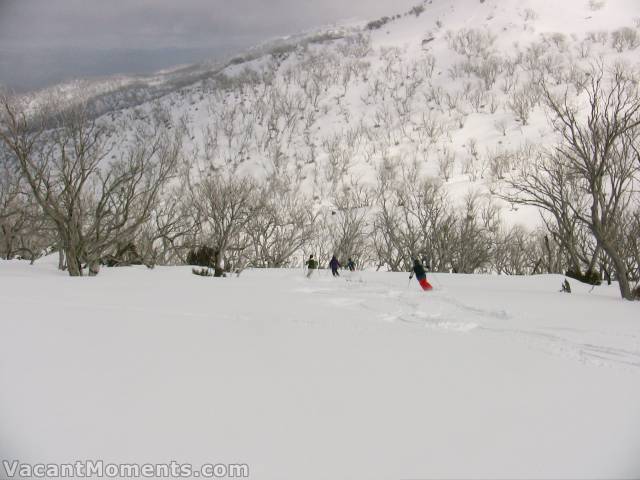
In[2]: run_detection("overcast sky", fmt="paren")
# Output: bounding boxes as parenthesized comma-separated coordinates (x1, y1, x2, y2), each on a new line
(0, 0, 417, 91)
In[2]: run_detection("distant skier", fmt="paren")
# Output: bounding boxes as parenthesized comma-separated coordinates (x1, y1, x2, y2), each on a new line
(409, 258, 433, 291)
(329, 255, 341, 277)
(306, 254, 318, 278)
(346, 258, 356, 272)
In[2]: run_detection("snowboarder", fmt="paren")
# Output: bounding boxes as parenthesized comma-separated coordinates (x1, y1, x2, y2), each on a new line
(329, 255, 341, 277)
(346, 258, 356, 272)
(409, 258, 433, 291)
(306, 254, 318, 278)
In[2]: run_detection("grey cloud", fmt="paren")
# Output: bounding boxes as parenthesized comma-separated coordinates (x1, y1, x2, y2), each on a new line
(0, 0, 419, 90)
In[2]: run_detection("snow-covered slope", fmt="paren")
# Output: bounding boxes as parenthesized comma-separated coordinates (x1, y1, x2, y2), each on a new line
(1, 259, 639, 479)
(3, 4, 639, 477)
(30, 0, 636, 231)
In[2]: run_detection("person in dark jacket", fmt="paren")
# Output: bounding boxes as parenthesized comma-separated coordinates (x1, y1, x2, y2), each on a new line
(329, 255, 341, 277)
(306, 254, 318, 278)
(409, 258, 433, 291)
(346, 258, 356, 272)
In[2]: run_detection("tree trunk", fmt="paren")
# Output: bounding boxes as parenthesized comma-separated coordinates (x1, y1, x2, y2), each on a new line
(214, 248, 225, 277)
(533, 258, 543, 275)
(65, 247, 83, 277)
(598, 239, 633, 300)
(1, 225, 10, 259)
(544, 236, 553, 274)
(88, 260, 101, 277)
(601, 263, 612, 286)
(587, 246, 601, 274)
(58, 247, 66, 271)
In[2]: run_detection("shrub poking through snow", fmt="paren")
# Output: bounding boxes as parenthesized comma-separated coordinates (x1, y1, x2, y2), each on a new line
(187, 246, 216, 268)
(566, 269, 601, 286)
(366, 17, 392, 30)
(409, 5, 425, 17)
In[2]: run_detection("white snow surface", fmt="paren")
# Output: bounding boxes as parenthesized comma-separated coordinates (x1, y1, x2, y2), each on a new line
(1, 258, 639, 479)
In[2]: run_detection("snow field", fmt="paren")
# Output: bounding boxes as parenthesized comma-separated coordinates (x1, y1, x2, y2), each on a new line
(1, 259, 639, 479)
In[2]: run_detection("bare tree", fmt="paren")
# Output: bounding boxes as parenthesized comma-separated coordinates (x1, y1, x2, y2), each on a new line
(247, 173, 316, 268)
(447, 28, 497, 60)
(438, 148, 455, 182)
(504, 149, 596, 275)
(327, 181, 373, 266)
(134, 182, 199, 267)
(372, 159, 459, 272)
(508, 87, 534, 125)
(494, 226, 543, 275)
(451, 192, 493, 273)
(190, 170, 259, 275)
(0, 95, 181, 276)
(371, 160, 408, 271)
(0, 147, 52, 261)
(612, 27, 640, 52)
(623, 208, 640, 286)
(541, 64, 640, 299)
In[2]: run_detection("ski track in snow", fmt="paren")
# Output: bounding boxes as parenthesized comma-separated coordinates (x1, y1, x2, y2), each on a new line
(480, 326, 640, 370)
(297, 275, 640, 371)
(2, 261, 640, 480)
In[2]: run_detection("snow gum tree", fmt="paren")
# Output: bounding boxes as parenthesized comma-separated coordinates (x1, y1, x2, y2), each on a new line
(545, 65, 639, 300)
(507, 63, 640, 299)
(0, 145, 51, 261)
(246, 172, 316, 268)
(0, 94, 182, 276)
(189, 170, 259, 276)
(327, 180, 373, 267)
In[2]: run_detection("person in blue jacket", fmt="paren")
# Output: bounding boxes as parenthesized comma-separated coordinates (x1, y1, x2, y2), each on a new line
(329, 255, 341, 277)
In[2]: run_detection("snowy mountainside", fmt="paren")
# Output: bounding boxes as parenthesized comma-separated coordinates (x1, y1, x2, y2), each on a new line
(18, 26, 355, 119)
(23, 0, 640, 228)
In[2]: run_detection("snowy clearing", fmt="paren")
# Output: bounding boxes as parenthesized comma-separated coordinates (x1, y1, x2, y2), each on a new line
(1, 259, 639, 479)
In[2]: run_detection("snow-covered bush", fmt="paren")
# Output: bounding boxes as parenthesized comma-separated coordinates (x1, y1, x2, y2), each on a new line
(467, 84, 487, 113)
(523, 8, 538, 22)
(366, 16, 392, 30)
(419, 53, 436, 78)
(476, 56, 503, 90)
(438, 148, 455, 181)
(586, 30, 609, 46)
(409, 5, 425, 17)
(447, 28, 497, 60)
(508, 87, 535, 125)
(187, 246, 217, 268)
(612, 27, 640, 52)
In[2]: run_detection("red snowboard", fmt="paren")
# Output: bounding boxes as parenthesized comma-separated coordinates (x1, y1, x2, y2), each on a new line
(419, 278, 433, 291)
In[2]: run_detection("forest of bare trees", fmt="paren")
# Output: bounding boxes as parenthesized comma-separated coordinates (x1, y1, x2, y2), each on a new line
(0, 38, 638, 299)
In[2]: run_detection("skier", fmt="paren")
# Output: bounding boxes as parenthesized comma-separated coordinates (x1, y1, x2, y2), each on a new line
(306, 254, 318, 278)
(346, 258, 356, 272)
(409, 258, 433, 291)
(329, 255, 341, 277)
